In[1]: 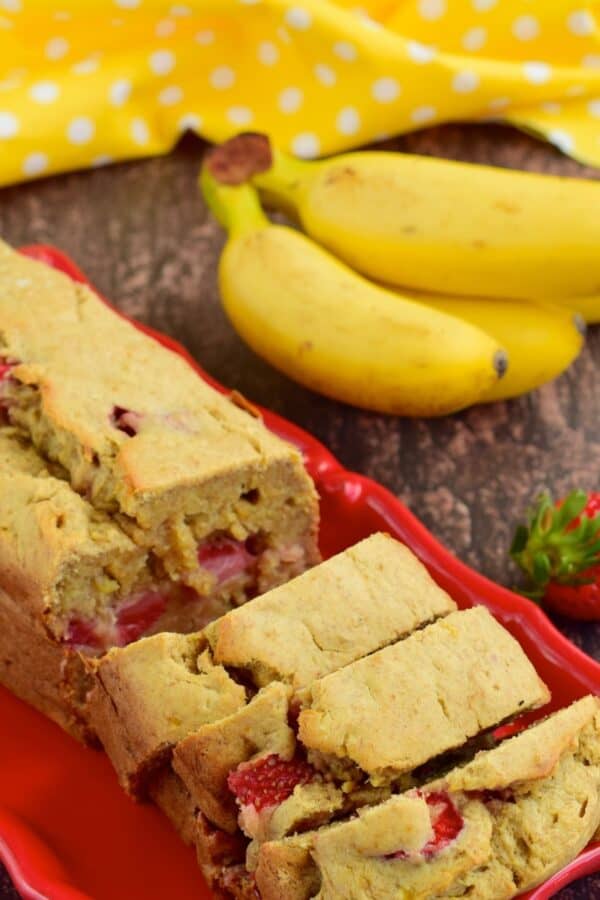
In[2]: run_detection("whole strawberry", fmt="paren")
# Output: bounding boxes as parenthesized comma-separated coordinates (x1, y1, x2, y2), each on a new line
(511, 490, 600, 620)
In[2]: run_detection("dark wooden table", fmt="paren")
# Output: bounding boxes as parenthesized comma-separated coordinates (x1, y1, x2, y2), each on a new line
(1, 124, 599, 899)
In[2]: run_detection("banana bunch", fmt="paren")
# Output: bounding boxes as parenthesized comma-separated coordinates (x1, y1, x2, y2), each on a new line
(201, 134, 590, 416)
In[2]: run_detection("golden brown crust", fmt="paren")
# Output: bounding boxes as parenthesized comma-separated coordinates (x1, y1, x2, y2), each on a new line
(204, 533, 456, 690)
(148, 768, 198, 847)
(0, 584, 94, 743)
(298, 607, 550, 781)
(88, 632, 246, 794)
(255, 835, 318, 900)
(439, 694, 600, 793)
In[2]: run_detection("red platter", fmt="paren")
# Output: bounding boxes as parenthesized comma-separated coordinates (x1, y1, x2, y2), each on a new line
(0, 245, 598, 900)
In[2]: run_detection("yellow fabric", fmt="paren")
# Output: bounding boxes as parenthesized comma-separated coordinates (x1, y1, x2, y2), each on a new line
(0, 0, 599, 186)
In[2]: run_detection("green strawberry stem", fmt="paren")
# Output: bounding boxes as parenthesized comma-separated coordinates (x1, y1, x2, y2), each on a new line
(510, 490, 600, 600)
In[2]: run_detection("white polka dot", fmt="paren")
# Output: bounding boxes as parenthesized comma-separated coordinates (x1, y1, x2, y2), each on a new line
(472, 0, 496, 9)
(195, 30, 214, 45)
(523, 61, 551, 84)
(452, 70, 480, 93)
(239, 0, 261, 4)
(411, 105, 436, 124)
(54, 10, 70, 19)
(0, 111, 18, 137)
(417, 0, 445, 20)
(583, 54, 600, 68)
(158, 85, 183, 105)
(92, 154, 113, 167)
(149, 49, 175, 76)
(178, 112, 202, 131)
(336, 106, 361, 135)
(406, 40, 436, 63)
(45, 37, 69, 60)
(277, 26, 292, 43)
(29, 81, 59, 103)
(72, 57, 100, 75)
(488, 96, 510, 110)
(285, 7, 311, 29)
(512, 15, 539, 41)
(548, 129, 574, 154)
(156, 19, 176, 37)
(131, 117, 150, 145)
(540, 101, 561, 114)
(314, 63, 336, 85)
(209, 66, 235, 90)
(23, 151, 47, 175)
(170, 3, 191, 13)
(226, 105, 253, 126)
(1, 0, 20, 10)
(278, 86, 303, 114)
(566, 84, 585, 96)
(258, 41, 279, 65)
(567, 10, 595, 36)
(333, 41, 357, 61)
(291, 133, 320, 158)
(354, 9, 381, 30)
(462, 26, 486, 51)
(114, 0, 140, 7)
(588, 99, 600, 118)
(372, 77, 400, 103)
(109, 79, 131, 106)
(67, 116, 94, 144)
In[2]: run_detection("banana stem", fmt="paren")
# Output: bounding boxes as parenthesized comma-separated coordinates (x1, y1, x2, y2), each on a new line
(200, 166, 269, 237)
(252, 146, 314, 210)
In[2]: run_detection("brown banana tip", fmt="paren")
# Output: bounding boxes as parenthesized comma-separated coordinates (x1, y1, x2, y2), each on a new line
(204, 133, 273, 185)
(573, 313, 587, 337)
(494, 349, 509, 379)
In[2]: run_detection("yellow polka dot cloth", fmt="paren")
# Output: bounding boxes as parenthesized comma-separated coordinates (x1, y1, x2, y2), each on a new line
(0, 0, 599, 186)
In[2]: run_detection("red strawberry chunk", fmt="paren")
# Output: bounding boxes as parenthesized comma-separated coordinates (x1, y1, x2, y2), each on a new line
(228, 754, 315, 812)
(0, 363, 15, 380)
(198, 535, 257, 585)
(116, 590, 167, 646)
(64, 617, 102, 650)
(387, 791, 463, 861)
(110, 405, 142, 437)
(421, 792, 464, 856)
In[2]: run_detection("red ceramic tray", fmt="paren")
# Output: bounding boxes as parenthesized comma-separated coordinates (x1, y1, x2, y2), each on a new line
(1, 245, 599, 900)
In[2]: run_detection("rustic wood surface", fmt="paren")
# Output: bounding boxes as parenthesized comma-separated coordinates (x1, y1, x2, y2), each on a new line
(0, 123, 599, 898)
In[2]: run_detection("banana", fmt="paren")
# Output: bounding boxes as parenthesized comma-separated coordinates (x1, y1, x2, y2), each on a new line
(559, 295, 600, 325)
(201, 155, 507, 417)
(245, 134, 600, 302)
(398, 291, 585, 402)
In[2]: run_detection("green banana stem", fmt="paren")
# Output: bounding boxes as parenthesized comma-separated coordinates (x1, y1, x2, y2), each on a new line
(200, 166, 268, 237)
(252, 145, 314, 212)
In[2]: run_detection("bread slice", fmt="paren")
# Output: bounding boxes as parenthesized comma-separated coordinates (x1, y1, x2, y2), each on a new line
(89, 534, 456, 792)
(253, 696, 600, 900)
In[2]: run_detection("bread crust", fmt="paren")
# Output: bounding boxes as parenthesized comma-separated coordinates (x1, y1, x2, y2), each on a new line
(88, 632, 247, 794)
(0, 584, 94, 742)
(252, 697, 600, 900)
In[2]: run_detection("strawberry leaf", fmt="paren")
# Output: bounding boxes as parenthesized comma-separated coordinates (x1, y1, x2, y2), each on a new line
(511, 490, 600, 600)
